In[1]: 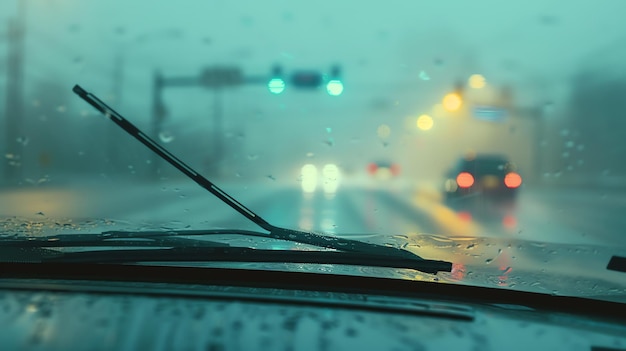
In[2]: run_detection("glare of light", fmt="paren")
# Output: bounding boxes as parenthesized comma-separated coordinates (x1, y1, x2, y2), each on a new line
(456, 172, 474, 188)
(502, 215, 517, 229)
(504, 172, 522, 188)
(326, 80, 344, 96)
(390, 163, 401, 176)
(300, 164, 317, 193)
(416, 114, 434, 131)
(468, 74, 486, 89)
(367, 163, 378, 175)
(376, 167, 393, 180)
(377, 124, 391, 139)
(442, 93, 462, 112)
(458, 211, 472, 222)
(299, 217, 313, 231)
(268, 78, 286, 94)
(322, 164, 341, 194)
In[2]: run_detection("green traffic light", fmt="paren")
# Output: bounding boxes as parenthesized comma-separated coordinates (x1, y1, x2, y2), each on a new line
(326, 80, 343, 96)
(268, 78, 286, 94)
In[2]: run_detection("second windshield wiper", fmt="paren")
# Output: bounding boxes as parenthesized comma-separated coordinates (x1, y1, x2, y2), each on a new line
(71, 85, 453, 273)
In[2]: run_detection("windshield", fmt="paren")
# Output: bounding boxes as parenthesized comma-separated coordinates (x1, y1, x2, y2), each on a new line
(1, 1, 625, 301)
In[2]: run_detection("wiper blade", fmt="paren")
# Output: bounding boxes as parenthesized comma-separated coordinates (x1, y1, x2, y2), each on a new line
(71, 85, 452, 273)
(2, 228, 412, 260)
(39, 247, 452, 274)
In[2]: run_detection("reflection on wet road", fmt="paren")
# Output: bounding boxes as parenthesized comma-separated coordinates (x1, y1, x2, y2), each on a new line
(1, 182, 625, 247)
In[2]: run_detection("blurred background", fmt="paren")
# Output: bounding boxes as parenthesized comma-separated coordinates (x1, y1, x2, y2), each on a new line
(1, 0, 626, 245)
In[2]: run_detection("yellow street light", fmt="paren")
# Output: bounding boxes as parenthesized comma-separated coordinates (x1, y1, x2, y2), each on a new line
(416, 114, 434, 131)
(468, 74, 486, 89)
(442, 93, 462, 112)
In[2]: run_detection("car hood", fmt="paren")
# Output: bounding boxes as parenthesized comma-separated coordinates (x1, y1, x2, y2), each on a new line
(1, 217, 625, 303)
(190, 232, 626, 303)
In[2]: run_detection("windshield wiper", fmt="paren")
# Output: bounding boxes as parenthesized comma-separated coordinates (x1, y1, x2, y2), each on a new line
(14, 246, 449, 274)
(69, 85, 452, 273)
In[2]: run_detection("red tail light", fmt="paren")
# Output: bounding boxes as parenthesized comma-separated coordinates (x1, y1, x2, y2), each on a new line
(367, 163, 378, 175)
(390, 163, 401, 176)
(456, 172, 474, 188)
(504, 172, 522, 188)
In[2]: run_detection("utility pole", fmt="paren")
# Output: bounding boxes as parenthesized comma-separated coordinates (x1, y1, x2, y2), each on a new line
(4, 0, 26, 183)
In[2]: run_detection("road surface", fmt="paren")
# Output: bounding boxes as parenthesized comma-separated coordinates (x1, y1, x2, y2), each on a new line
(2, 179, 624, 248)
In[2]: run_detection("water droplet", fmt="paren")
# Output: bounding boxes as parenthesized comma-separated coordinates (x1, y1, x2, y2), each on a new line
(562, 152, 570, 158)
(306, 152, 314, 158)
(326, 127, 332, 133)
(158, 132, 175, 143)
(576, 144, 585, 151)
(36, 212, 45, 216)
(247, 154, 259, 160)
(560, 129, 570, 137)
(56, 105, 67, 113)
(485, 258, 493, 263)
(145, 159, 152, 164)
(16, 137, 29, 146)
(418, 70, 430, 81)
(267, 175, 276, 181)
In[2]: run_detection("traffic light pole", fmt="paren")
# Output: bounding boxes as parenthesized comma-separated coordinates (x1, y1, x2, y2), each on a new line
(150, 67, 267, 178)
(149, 65, 340, 179)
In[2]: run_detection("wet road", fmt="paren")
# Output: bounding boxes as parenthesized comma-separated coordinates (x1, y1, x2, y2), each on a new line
(3, 180, 625, 247)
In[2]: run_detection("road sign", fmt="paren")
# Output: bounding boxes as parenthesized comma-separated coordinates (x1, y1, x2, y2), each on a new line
(200, 67, 243, 88)
(472, 106, 508, 122)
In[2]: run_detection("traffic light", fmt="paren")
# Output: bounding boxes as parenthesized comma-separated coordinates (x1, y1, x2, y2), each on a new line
(268, 65, 344, 95)
(326, 65, 343, 96)
(267, 65, 286, 94)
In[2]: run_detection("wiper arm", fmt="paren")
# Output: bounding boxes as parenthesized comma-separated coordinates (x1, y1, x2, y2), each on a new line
(73, 85, 272, 232)
(71, 85, 452, 272)
(38, 247, 452, 274)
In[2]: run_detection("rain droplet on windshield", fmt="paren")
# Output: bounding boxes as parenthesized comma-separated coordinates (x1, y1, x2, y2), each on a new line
(16, 137, 29, 146)
(158, 131, 175, 143)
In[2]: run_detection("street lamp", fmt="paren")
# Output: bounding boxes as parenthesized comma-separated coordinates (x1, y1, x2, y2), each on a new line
(442, 92, 462, 112)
